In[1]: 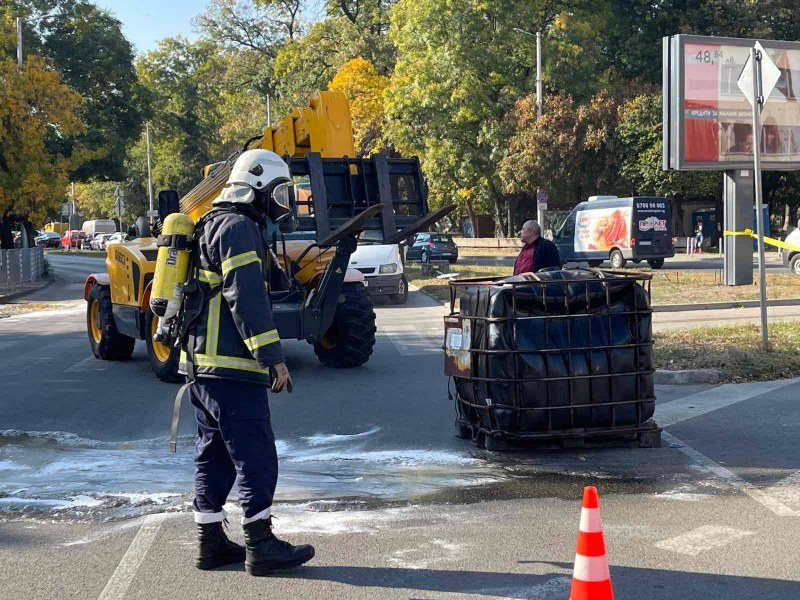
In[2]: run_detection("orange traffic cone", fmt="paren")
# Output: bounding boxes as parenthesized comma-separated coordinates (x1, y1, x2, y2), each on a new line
(569, 486, 614, 600)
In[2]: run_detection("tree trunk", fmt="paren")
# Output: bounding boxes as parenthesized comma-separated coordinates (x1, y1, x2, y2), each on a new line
(784, 203, 792, 232)
(492, 197, 505, 238)
(0, 218, 14, 250)
(464, 198, 476, 237)
(506, 197, 517, 238)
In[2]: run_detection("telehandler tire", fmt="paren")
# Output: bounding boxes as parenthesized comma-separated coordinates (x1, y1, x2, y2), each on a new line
(87, 283, 135, 360)
(145, 309, 182, 383)
(314, 283, 376, 368)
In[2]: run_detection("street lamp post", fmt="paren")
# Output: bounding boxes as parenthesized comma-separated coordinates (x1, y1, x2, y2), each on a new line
(145, 123, 154, 214)
(514, 27, 546, 226)
(16, 13, 59, 66)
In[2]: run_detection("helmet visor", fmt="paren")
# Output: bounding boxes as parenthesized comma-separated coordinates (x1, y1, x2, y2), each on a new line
(271, 182, 294, 212)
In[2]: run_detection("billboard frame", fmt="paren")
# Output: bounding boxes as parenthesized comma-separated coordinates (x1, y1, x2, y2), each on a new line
(663, 34, 800, 171)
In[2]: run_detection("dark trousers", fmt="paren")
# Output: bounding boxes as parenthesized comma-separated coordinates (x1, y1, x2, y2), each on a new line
(189, 378, 279, 519)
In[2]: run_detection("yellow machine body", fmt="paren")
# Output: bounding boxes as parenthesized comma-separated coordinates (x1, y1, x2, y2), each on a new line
(150, 213, 195, 319)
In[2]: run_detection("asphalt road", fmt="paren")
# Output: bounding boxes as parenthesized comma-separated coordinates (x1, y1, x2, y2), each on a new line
(1, 253, 798, 599)
(458, 252, 787, 272)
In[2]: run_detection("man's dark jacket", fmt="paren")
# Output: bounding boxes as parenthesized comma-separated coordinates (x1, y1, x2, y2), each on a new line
(515, 236, 562, 274)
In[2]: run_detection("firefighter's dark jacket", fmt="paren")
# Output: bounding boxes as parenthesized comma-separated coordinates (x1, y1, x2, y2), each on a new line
(179, 205, 284, 386)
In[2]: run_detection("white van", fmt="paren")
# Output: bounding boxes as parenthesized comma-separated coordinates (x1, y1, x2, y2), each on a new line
(81, 219, 117, 236)
(554, 195, 675, 269)
(781, 228, 800, 275)
(349, 231, 408, 304)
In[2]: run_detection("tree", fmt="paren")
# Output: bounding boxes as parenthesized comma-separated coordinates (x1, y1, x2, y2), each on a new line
(616, 94, 719, 235)
(133, 37, 226, 197)
(12, 0, 145, 182)
(329, 57, 388, 156)
(0, 50, 89, 247)
(74, 180, 122, 220)
(386, 0, 563, 235)
(500, 92, 624, 211)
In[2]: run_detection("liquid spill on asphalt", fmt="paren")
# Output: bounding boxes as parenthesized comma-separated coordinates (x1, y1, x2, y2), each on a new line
(0, 428, 722, 523)
(0, 428, 501, 522)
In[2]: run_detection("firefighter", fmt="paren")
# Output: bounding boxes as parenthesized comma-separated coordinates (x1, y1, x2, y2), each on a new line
(181, 149, 314, 575)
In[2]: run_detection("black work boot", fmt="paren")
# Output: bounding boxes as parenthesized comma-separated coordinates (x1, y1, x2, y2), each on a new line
(195, 521, 246, 570)
(243, 516, 315, 576)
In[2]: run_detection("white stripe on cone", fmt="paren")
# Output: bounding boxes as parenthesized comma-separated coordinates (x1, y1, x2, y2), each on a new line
(572, 553, 611, 582)
(579, 507, 602, 533)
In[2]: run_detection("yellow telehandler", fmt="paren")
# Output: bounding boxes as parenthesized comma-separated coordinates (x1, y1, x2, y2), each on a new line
(84, 90, 452, 382)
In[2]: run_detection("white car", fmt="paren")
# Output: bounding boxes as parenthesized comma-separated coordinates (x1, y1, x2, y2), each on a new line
(104, 232, 126, 247)
(92, 233, 115, 250)
(349, 231, 408, 304)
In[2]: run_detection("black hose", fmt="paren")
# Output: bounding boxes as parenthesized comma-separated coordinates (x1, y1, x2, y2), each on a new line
(242, 134, 264, 151)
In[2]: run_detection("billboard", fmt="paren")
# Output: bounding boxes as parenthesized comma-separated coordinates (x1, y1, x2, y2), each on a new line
(663, 35, 800, 171)
(575, 206, 632, 253)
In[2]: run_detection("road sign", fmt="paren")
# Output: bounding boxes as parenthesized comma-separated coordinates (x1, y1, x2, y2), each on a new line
(114, 186, 125, 217)
(61, 202, 71, 217)
(536, 190, 548, 202)
(737, 42, 781, 109)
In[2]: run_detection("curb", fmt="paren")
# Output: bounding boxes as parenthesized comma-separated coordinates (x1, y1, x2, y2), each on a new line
(654, 368, 721, 385)
(0, 276, 55, 304)
(653, 297, 800, 312)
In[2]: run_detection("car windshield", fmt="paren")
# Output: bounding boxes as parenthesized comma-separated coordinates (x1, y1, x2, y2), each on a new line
(359, 230, 385, 245)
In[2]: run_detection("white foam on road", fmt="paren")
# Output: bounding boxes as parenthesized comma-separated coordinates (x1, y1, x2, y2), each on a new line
(302, 426, 382, 446)
(286, 449, 479, 466)
(762, 470, 800, 513)
(655, 524, 756, 556)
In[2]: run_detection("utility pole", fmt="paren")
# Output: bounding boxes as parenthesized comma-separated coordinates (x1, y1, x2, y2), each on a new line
(16, 17, 23, 65)
(536, 31, 543, 118)
(514, 28, 547, 230)
(267, 94, 272, 127)
(145, 123, 154, 214)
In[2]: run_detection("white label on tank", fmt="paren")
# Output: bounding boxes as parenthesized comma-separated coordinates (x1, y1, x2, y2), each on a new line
(447, 329, 463, 351)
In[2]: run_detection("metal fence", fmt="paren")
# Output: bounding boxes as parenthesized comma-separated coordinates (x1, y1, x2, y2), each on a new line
(0, 248, 46, 290)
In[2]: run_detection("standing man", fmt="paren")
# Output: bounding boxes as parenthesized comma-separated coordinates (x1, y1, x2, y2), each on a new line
(181, 149, 315, 576)
(513, 220, 562, 275)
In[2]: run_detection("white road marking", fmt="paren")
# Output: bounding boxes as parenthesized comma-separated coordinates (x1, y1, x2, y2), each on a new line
(662, 431, 800, 517)
(65, 356, 108, 373)
(656, 378, 799, 427)
(763, 471, 800, 513)
(97, 513, 166, 600)
(655, 525, 755, 556)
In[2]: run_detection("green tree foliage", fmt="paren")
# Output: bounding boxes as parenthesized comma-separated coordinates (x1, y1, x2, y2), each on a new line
(132, 38, 226, 197)
(385, 0, 561, 234)
(9, 0, 144, 182)
(73, 180, 122, 220)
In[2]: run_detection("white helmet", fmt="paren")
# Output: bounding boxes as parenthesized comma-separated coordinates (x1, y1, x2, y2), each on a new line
(214, 149, 294, 222)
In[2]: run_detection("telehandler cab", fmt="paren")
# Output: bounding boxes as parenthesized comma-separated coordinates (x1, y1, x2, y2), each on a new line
(84, 91, 453, 382)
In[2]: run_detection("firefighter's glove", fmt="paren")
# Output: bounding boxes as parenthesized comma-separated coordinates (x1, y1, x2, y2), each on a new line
(270, 362, 293, 394)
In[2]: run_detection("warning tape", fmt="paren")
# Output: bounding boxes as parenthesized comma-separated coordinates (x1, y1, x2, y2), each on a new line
(723, 229, 800, 253)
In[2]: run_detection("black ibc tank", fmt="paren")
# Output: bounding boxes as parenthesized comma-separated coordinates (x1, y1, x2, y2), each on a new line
(449, 269, 655, 443)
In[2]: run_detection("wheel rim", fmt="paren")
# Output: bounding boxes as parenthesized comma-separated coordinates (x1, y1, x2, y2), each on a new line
(794, 261, 800, 275)
(398, 278, 406, 296)
(150, 315, 172, 363)
(421, 251, 429, 263)
(89, 299, 102, 343)
(612, 254, 621, 267)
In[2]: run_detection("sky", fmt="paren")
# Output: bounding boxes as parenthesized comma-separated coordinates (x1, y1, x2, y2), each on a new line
(93, 0, 202, 54)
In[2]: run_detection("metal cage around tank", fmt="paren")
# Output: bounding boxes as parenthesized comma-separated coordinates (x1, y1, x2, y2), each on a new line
(443, 269, 660, 448)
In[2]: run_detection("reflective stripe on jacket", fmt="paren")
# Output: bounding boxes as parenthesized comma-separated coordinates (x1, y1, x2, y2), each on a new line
(180, 206, 284, 385)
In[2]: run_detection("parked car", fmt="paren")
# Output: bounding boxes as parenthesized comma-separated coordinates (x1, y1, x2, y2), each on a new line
(406, 232, 459, 264)
(35, 231, 61, 248)
(104, 232, 126, 246)
(81, 234, 93, 250)
(91, 233, 114, 250)
(350, 231, 407, 304)
(781, 228, 800, 275)
(553, 195, 675, 269)
(60, 230, 85, 249)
